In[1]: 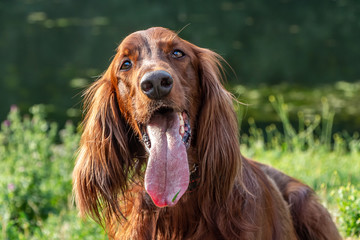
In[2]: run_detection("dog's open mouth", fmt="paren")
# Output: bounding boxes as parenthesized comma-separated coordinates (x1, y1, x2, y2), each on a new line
(141, 108, 191, 207)
(142, 108, 191, 150)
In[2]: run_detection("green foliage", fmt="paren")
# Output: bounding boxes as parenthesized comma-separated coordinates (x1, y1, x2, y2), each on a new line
(0, 105, 106, 239)
(336, 184, 360, 237)
(232, 81, 360, 134)
(239, 96, 360, 192)
(239, 96, 360, 238)
(1, 0, 360, 126)
(0, 99, 359, 239)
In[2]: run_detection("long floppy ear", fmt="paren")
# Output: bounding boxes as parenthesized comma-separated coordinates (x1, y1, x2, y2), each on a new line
(195, 48, 241, 204)
(72, 67, 143, 225)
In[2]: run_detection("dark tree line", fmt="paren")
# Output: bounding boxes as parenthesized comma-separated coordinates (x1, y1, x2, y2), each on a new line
(1, 0, 359, 124)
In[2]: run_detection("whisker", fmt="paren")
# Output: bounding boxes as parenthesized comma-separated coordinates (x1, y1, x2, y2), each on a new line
(175, 23, 191, 36)
(171, 23, 192, 41)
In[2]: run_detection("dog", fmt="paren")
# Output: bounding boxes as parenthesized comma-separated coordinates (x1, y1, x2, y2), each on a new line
(73, 27, 341, 239)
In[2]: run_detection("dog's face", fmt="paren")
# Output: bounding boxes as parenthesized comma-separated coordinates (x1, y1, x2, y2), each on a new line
(109, 27, 202, 207)
(74, 27, 240, 221)
(114, 28, 200, 129)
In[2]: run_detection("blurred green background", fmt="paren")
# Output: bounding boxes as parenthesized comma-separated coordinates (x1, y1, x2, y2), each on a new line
(1, 0, 360, 239)
(1, 0, 360, 131)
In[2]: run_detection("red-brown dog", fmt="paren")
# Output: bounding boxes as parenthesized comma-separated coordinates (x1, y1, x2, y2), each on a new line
(73, 27, 341, 239)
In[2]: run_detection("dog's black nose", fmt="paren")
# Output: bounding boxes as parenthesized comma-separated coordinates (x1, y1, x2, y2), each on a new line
(140, 70, 173, 100)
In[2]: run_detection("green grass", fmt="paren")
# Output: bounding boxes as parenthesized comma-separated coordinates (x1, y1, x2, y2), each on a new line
(0, 106, 107, 239)
(0, 87, 359, 239)
(237, 95, 360, 239)
(231, 81, 360, 134)
(239, 95, 360, 193)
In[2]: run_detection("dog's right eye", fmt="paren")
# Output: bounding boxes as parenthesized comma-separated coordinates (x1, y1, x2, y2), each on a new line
(120, 60, 132, 71)
(171, 50, 185, 59)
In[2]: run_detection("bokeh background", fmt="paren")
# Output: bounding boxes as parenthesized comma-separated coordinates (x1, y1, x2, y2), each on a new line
(1, 0, 360, 131)
(1, 0, 360, 239)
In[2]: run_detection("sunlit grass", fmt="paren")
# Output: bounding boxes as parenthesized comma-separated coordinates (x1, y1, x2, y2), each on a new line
(0, 88, 359, 239)
(0, 106, 107, 240)
(238, 95, 360, 239)
(232, 81, 360, 134)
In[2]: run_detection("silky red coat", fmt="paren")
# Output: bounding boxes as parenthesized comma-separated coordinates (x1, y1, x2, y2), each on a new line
(73, 27, 341, 240)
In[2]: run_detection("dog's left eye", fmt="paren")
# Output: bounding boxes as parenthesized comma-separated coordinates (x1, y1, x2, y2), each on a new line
(120, 60, 132, 71)
(171, 50, 185, 59)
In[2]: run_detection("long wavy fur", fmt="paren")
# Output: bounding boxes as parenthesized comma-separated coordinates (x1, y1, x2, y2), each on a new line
(72, 66, 146, 227)
(73, 27, 341, 240)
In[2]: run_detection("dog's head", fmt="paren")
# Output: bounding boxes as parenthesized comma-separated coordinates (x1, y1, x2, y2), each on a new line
(73, 27, 240, 221)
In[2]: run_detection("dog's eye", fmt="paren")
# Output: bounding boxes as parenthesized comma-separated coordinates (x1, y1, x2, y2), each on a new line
(171, 50, 185, 59)
(120, 60, 132, 71)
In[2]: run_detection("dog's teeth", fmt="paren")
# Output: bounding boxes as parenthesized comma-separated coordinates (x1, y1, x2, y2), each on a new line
(178, 111, 191, 149)
(179, 113, 184, 126)
(180, 125, 185, 135)
(143, 132, 151, 149)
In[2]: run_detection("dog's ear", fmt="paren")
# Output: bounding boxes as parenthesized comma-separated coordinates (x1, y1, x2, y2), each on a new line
(195, 48, 241, 204)
(72, 64, 143, 225)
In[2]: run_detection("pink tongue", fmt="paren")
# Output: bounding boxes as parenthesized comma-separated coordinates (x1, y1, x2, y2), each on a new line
(144, 112, 189, 207)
